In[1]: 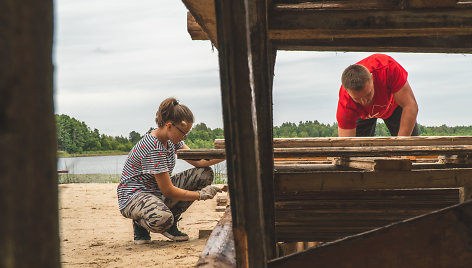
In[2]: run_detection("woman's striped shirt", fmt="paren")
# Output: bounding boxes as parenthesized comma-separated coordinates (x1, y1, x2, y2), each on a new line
(117, 134, 184, 211)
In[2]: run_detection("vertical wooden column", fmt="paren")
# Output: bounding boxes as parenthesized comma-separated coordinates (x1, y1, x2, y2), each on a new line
(0, 1, 59, 267)
(214, 0, 274, 266)
(248, 0, 277, 259)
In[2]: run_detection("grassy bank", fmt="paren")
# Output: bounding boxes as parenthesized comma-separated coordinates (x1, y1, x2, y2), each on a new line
(57, 150, 128, 158)
(58, 173, 227, 184)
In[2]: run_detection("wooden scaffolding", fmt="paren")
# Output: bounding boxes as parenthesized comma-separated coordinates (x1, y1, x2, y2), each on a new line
(181, 0, 472, 267)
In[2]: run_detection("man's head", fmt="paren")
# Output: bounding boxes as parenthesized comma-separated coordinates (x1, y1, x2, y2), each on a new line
(341, 64, 374, 106)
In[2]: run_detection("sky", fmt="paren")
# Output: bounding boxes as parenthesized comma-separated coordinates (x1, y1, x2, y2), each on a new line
(54, 0, 472, 137)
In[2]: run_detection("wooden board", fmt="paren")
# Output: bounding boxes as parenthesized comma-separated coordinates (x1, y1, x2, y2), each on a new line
(177, 145, 472, 159)
(268, 200, 472, 267)
(275, 168, 472, 192)
(214, 136, 472, 149)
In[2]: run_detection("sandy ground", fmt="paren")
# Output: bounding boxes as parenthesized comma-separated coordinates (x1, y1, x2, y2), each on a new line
(59, 183, 226, 268)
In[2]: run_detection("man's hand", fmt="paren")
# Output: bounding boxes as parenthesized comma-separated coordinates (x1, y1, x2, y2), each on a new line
(198, 185, 222, 200)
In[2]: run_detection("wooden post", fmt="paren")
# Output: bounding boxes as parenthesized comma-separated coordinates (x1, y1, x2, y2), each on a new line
(0, 1, 59, 267)
(214, 0, 273, 266)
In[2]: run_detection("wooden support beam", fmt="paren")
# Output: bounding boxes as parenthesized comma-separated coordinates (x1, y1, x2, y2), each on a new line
(214, 136, 472, 149)
(187, 12, 209, 40)
(177, 145, 472, 159)
(214, 0, 273, 266)
(275, 168, 472, 192)
(333, 157, 412, 171)
(0, 1, 59, 267)
(268, 200, 472, 267)
(197, 207, 236, 267)
(182, 0, 218, 46)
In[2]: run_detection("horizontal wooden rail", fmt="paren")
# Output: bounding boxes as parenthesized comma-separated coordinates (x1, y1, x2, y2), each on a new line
(178, 145, 472, 159)
(275, 168, 472, 192)
(214, 136, 472, 149)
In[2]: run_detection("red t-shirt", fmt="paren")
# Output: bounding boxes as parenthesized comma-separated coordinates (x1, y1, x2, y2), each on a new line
(336, 54, 408, 129)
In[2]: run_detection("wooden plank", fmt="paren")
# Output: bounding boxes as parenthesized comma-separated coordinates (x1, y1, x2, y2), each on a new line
(187, 12, 209, 40)
(0, 1, 59, 268)
(177, 145, 472, 159)
(214, 0, 272, 266)
(268, 200, 472, 267)
(333, 157, 412, 171)
(275, 168, 472, 192)
(214, 136, 472, 149)
(273, 34, 472, 53)
(408, 0, 458, 8)
(197, 207, 236, 267)
(182, 0, 218, 46)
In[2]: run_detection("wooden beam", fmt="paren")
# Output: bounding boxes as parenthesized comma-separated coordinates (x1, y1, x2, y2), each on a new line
(333, 157, 412, 171)
(247, 0, 277, 259)
(275, 168, 472, 192)
(268, 200, 472, 267)
(214, 0, 272, 266)
(182, 0, 218, 46)
(214, 136, 472, 149)
(177, 145, 472, 159)
(187, 12, 209, 40)
(0, 1, 59, 267)
(197, 207, 235, 267)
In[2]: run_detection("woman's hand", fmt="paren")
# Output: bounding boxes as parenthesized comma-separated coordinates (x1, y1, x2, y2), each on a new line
(198, 185, 223, 200)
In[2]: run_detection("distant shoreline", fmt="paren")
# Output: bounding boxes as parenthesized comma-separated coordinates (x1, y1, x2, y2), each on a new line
(57, 151, 128, 158)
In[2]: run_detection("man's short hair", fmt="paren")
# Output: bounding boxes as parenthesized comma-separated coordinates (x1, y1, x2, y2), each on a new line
(341, 64, 371, 91)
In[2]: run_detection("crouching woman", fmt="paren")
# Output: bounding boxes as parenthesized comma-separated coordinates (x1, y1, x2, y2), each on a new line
(117, 97, 224, 244)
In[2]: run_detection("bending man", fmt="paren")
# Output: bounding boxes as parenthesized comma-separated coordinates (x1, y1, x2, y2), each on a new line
(336, 53, 419, 137)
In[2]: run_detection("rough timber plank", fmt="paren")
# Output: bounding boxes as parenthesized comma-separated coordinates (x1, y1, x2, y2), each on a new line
(197, 207, 235, 267)
(275, 168, 472, 192)
(332, 157, 412, 171)
(182, 0, 218, 46)
(268, 200, 472, 268)
(177, 145, 472, 159)
(214, 0, 273, 266)
(214, 136, 472, 149)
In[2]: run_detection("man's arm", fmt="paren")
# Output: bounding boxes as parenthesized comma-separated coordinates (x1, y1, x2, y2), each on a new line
(338, 127, 356, 137)
(393, 81, 418, 136)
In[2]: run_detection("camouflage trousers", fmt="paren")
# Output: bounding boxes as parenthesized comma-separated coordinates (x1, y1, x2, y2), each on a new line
(120, 167, 214, 233)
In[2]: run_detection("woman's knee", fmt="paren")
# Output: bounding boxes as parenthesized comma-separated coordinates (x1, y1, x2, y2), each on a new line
(199, 167, 214, 185)
(147, 210, 174, 233)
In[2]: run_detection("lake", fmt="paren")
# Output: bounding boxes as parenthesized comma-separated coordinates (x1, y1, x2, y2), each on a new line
(57, 155, 227, 175)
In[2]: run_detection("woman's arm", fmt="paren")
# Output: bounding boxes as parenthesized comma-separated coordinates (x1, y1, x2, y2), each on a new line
(153, 172, 200, 201)
(179, 144, 225, 167)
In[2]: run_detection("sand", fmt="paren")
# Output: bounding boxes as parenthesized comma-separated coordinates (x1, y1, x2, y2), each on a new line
(59, 183, 226, 268)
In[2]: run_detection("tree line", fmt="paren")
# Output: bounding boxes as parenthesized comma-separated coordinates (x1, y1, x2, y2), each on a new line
(56, 114, 472, 154)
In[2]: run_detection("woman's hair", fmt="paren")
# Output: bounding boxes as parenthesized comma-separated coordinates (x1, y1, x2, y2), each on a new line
(341, 64, 372, 91)
(155, 97, 194, 127)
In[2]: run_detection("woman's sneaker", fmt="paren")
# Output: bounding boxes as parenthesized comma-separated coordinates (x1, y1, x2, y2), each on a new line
(162, 217, 189, 242)
(133, 220, 151, 245)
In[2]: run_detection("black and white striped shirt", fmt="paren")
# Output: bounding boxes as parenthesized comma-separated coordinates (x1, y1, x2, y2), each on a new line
(117, 134, 184, 211)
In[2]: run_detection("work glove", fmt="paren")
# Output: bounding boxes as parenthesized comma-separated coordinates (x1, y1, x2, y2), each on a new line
(198, 185, 222, 200)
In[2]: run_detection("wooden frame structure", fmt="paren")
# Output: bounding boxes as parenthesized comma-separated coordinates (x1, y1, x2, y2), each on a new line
(181, 0, 472, 267)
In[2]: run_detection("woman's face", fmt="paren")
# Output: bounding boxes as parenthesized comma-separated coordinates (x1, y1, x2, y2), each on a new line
(168, 121, 192, 144)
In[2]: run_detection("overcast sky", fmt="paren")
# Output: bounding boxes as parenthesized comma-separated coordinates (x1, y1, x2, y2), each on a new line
(54, 0, 472, 137)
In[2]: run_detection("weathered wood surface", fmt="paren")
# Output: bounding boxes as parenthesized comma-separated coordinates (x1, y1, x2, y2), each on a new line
(332, 157, 412, 171)
(0, 1, 59, 268)
(268, 200, 472, 267)
(184, 1, 472, 53)
(276, 168, 472, 192)
(187, 12, 209, 40)
(182, 0, 218, 46)
(214, 136, 472, 149)
(197, 207, 236, 267)
(275, 189, 460, 241)
(177, 145, 472, 159)
(273, 0, 462, 9)
(214, 0, 274, 266)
